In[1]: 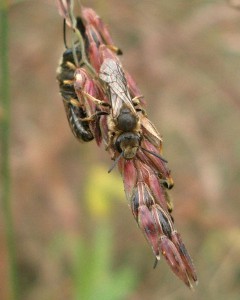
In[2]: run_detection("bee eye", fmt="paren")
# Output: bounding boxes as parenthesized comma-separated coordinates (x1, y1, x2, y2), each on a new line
(115, 136, 123, 153)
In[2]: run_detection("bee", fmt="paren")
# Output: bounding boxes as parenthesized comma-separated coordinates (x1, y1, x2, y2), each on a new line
(99, 58, 168, 167)
(56, 18, 94, 142)
(99, 58, 141, 159)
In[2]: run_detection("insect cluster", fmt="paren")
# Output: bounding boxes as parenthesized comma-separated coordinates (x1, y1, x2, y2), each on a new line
(57, 3, 197, 288)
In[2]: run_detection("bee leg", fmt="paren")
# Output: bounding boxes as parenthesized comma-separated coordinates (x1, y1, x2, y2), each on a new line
(61, 97, 82, 109)
(136, 108, 146, 115)
(96, 111, 109, 116)
(69, 98, 82, 107)
(79, 111, 108, 122)
(105, 132, 119, 160)
(132, 96, 146, 115)
(63, 97, 87, 111)
(132, 95, 144, 106)
(105, 131, 115, 151)
(106, 44, 123, 55)
(82, 91, 111, 108)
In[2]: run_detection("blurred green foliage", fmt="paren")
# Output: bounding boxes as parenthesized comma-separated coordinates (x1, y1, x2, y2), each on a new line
(73, 165, 137, 300)
(72, 226, 137, 300)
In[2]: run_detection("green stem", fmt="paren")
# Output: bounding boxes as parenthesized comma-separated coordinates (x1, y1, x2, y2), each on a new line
(0, 3, 20, 300)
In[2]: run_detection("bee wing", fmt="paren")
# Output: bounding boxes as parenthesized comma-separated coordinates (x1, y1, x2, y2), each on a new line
(140, 114, 163, 149)
(99, 58, 135, 117)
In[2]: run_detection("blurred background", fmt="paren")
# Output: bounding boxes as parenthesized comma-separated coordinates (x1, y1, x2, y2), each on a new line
(1, 0, 240, 299)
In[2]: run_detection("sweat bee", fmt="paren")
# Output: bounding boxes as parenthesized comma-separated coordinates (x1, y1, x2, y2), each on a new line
(56, 18, 94, 142)
(99, 58, 168, 168)
(100, 58, 141, 159)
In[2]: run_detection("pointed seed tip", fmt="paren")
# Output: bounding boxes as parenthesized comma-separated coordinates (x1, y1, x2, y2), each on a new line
(153, 256, 160, 269)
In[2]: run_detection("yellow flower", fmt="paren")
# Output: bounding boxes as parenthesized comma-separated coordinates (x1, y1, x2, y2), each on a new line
(85, 165, 124, 219)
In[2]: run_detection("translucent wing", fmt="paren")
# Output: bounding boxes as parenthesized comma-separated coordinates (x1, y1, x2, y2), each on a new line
(99, 58, 135, 118)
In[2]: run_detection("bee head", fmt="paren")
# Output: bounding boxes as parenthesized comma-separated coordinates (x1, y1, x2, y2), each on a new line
(115, 132, 141, 159)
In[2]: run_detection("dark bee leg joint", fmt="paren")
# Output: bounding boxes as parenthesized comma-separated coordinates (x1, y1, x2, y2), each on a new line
(136, 108, 146, 115)
(106, 44, 123, 55)
(79, 111, 108, 122)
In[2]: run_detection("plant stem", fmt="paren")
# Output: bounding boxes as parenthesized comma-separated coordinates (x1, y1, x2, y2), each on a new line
(0, 3, 20, 300)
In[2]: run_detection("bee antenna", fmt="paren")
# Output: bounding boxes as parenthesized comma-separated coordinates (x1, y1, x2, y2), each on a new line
(63, 19, 68, 49)
(141, 147, 168, 163)
(108, 152, 124, 173)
